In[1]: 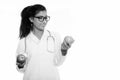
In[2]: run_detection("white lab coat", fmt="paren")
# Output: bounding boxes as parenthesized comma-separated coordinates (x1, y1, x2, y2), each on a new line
(16, 29, 66, 80)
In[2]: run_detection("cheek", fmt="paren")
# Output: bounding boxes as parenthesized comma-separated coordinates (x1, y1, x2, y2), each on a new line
(33, 21, 41, 26)
(39, 22, 47, 26)
(33, 20, 47, 27)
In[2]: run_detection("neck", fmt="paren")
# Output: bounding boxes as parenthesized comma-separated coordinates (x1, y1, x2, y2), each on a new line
(32, 27, 44, 40)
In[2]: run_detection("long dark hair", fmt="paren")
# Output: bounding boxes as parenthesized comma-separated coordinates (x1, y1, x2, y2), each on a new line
(19, 4, 47, 39)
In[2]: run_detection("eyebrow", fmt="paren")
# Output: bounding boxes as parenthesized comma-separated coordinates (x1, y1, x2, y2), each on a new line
(35, 15, 47, 17)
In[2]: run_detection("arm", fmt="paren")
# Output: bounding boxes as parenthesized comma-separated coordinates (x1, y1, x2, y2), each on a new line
(16, 38, 28, 73)
(53, 33, 66, 66)
(53, 34, 74, 66)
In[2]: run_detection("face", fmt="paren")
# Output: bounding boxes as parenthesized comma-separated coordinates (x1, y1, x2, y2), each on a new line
(30, 11, 50, 31)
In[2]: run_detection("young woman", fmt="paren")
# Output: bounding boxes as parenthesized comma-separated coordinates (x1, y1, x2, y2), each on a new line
(16, 4, 74, 80)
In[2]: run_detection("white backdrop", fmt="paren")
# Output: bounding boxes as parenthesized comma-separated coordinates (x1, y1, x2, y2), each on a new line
(0, 0, 120, 80)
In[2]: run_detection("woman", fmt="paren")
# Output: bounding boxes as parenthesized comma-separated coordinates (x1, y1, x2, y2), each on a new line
(16, 4, 74, 80)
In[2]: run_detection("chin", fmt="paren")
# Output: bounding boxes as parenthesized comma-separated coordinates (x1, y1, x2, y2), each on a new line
(38, 27, 45, 31)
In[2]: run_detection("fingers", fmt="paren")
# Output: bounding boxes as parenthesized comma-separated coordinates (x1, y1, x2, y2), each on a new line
(61, 41, 70, 50)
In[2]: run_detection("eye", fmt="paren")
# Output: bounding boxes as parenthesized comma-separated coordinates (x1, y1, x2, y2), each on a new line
(34, 16, 44, 19)
(44, 16, 47, 19)
(34, 16, 50, 22)
(37, 16, 43, 19)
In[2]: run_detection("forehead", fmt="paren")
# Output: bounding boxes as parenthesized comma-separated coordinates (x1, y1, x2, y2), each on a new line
(35, 11, 47, 16)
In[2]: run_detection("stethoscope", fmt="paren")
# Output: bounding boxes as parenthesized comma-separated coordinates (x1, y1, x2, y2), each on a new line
(24, 30, 55, 53)
(46, 30, 55, 53)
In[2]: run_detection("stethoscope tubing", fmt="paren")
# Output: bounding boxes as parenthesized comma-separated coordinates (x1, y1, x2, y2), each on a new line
(24, 30, 55, 53)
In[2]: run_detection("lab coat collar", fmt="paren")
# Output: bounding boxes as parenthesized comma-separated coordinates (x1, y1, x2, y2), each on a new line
(29, 29, 48, 44)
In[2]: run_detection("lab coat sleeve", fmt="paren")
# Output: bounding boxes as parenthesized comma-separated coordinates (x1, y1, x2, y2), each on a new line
(16, 38, 25, 55)
(16, 38, 27, 73)
(53, 32, 66, 66)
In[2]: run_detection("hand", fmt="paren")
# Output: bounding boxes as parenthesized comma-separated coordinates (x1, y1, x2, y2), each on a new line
(61, 36, 75, 50)
(17, 54, 27, 64)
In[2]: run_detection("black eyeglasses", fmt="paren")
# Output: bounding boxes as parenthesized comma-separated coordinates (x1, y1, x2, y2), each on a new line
(34, 16, 50, 22)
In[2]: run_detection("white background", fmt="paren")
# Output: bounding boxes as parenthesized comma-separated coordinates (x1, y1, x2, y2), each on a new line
(0, 0, 120, 80)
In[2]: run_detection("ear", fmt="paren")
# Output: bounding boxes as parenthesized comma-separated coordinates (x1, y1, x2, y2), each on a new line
(29, 17, 34, 23)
